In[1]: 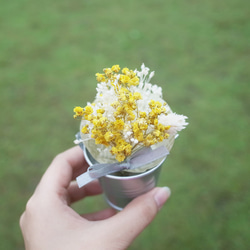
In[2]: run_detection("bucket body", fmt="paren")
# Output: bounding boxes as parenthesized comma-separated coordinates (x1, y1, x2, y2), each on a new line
(83, 146, 165, 210)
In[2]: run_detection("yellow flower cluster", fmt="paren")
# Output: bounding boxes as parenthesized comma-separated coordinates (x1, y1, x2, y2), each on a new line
(73, 106, 84, 119)
(95, 64, 140, 89)
(74, 65, 170, 162)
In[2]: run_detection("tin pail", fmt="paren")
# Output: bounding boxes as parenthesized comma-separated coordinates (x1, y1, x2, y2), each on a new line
(83, 146, 165, 211)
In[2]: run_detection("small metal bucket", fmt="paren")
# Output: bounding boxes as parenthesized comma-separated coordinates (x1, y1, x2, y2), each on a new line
(83, 146, 165, 210)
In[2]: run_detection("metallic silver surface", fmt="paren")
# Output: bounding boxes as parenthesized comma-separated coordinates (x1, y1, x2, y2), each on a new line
(83, 146, 165, 210)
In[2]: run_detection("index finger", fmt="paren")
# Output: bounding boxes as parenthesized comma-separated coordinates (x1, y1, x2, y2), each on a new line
(38, 146, 89, 194)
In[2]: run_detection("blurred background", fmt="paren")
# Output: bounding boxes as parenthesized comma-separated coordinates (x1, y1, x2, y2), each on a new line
(1, 0, 249, 249)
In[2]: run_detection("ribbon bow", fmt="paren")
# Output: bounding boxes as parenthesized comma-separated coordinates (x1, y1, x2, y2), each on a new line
(75, 133, 169, 188)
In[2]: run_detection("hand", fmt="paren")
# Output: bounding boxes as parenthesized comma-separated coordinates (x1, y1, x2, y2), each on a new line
(20, 146, 171, 250)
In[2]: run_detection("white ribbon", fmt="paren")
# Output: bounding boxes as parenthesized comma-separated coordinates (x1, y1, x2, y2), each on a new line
(75, 133, 169, 188)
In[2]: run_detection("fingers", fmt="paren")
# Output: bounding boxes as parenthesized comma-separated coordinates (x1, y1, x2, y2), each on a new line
(82, 208, 117, 221)
(67, 180, 103, 204)
(104, 187, 171, 247)
(38, 146, 89, 195)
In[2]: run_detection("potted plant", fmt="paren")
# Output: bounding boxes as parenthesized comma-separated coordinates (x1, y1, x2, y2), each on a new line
(73, 64, 188, 210)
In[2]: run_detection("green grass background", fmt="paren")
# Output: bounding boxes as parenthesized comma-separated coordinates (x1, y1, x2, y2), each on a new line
(1, 0, 249, 249)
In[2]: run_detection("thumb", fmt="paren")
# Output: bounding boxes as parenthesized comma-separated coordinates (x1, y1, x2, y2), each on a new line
(106, 187, 171, 247)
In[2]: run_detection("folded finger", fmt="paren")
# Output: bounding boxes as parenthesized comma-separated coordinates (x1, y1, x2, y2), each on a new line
(67, 180, 103, 204)
(82, 208, 117, 221)
(38, 146, 88, 195)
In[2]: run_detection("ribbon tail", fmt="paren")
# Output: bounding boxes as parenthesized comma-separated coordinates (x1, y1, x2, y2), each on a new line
(76, 172, 95, 188)
(76, 163, 127, 188)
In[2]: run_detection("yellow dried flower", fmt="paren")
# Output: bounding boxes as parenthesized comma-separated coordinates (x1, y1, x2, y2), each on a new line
(124, 144, 132, 155)
(128, 76, 139, 86)
(138, 118, 148, 130)
(81, 125, 89, 134)
(134, 131, 144, 142)
(104, 131, 114, 142)
(116, 153, 125, 162)
(111, 65, 120, 72)
(120, 75, 130, 85)
(132, 122, 139, 133)
(73, 106, 84, 118)
(96, 73, 106, 82)
(122, 67, 129, 75)
(127, 111, 135, 121)
(153, 130, 161, 137)
(139, 111, 147, 118)
(114, 119, 124, 130)
(103, 68, 112, 77)
(133, 92, 142, 100)
(97, 108, 105, 114)
(84, 106, 93, 115)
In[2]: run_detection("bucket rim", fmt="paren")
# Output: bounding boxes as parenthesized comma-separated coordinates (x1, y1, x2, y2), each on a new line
(83, 145, 166, 180)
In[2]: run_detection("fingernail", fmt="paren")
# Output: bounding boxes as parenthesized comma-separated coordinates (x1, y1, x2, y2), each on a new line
(154, 186, 171, 210)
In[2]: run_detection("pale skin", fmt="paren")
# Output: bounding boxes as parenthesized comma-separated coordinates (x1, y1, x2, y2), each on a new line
(20, 146, 171, 250)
